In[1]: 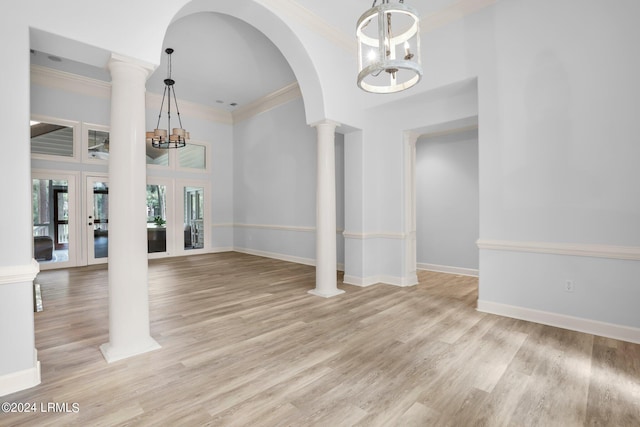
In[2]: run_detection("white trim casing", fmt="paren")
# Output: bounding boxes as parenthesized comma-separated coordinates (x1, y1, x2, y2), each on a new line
(343, 274, 418, 288)
(477, 239, 640, 261)
(343, 231, 406, 240)
(477, 300, 640, 345)
(235, 247, 345, 272)
(0, 350, 41, 397)
(234, 223, 344, 234)
(417, 263, 479, 277)
(0, 260, 40, 286)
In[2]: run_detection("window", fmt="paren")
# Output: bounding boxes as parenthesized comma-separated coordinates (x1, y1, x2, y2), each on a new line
(184, 186, 205, 250)
(87, 129, 110, 161)
(178, 143, 206, 170)
(31, 118, 78, 160)
(147, 184, 168, 253)
(146, 141, 169, 166)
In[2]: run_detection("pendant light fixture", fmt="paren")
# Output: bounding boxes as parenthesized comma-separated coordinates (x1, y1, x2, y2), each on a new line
(146, 48, 190, 149)
(356, 0, 423, 94)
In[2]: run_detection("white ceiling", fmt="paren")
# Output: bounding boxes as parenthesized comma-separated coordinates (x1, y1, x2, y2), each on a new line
(146, 12, 296, 112)
(30, 0, 476, 113)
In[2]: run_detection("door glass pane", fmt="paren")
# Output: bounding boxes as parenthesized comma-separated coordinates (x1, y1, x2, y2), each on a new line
(147, 184, 167, 253)
(184, 186, 204, 250)
(31, 122, 74, 157)
(88, 129, 110, 160)
(179, 144, 206, 169)
(146, 141, 169, 166)
(92, 182, 109, 259)
(33, 179, 69, 263)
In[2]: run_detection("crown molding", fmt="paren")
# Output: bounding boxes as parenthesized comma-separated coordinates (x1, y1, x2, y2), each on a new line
(232, 82, 301, 123)
(31, 64, 111, 99)
(421, 0, 497, 33)
(477, 239, 640, 261)
(31, 65, 303, 125)
(263, 0, 496, 54)
(261, 0, 355, 53)
(145, 92, 233, 125)
(31, 65, 234, 125)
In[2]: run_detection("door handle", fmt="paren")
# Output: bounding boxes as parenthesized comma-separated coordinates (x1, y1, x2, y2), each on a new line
(88, 222, 93, 226)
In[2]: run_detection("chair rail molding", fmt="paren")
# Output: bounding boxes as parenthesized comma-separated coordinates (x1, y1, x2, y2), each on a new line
(477, 239, 640, 261)
(0, 259, 40, 286)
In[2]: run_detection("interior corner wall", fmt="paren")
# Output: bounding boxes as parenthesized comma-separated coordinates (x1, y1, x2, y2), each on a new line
(416, 129, 479, 272)
(233, 97, 345, 267)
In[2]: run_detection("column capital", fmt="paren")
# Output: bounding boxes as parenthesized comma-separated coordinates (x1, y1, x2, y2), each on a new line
(310, 119, 341, 130)
(108, 53, 155, 80)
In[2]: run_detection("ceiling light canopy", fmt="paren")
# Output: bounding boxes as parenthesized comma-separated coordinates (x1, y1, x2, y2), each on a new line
(356, 0, 423, 94)
(146, 48, 190, 149)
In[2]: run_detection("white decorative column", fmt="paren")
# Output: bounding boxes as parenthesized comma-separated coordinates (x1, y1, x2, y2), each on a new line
(100, 55, 160, 363)
(309, 120, 344, 298)
(403, 131, 419, 286)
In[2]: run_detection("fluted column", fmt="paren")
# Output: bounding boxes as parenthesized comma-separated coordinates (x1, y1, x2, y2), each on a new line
(100, 54, 160, 362)
(309, 120, 344, 298)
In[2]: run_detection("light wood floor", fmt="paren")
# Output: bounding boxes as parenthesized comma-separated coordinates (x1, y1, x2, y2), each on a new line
(4, 252, 640, 426)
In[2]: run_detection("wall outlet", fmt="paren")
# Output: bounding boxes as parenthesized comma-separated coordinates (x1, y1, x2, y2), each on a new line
(565, 280, 575, 293)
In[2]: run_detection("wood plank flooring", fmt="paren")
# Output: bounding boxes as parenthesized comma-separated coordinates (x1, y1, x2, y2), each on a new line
(3, 252, 639, 426)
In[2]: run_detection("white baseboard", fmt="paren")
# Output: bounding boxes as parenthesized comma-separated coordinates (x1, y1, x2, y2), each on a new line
(235, 247, 315, 267)
(100, 339, 161, 364)
(343, 275, 379, 287)
(417, 263, 479, 277)
(0, 350, 41, 397)
(210, 247, 234, 253)
(233, 247, 345, 271)
(343, 274, 418, 288)
(477, 300, 640, 345)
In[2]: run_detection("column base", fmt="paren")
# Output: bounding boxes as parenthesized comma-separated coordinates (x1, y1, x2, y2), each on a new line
(100, 338, 161, 363)
(0, 350, 40, 397)
(308, 288, 345, 298)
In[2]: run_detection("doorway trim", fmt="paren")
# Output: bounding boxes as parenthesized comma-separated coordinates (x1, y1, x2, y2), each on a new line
(402, 117, 479, 281)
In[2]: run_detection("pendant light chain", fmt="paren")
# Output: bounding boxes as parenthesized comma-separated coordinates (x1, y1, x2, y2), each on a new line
(146, 48, 190, 149)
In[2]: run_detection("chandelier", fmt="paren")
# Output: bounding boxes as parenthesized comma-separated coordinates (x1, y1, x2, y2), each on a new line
(356, 0, 423, 94)
(146, 48, 190, 149)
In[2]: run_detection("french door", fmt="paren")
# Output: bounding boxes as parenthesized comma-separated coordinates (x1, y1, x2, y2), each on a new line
(32, 171, 79, 270)
(86, 175, 109, 265)
(177, 180, 209, 255)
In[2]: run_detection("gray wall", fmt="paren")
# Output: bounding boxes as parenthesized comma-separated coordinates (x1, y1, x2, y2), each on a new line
(233, 97, 344, 266)
(416, 129, 479, 272)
